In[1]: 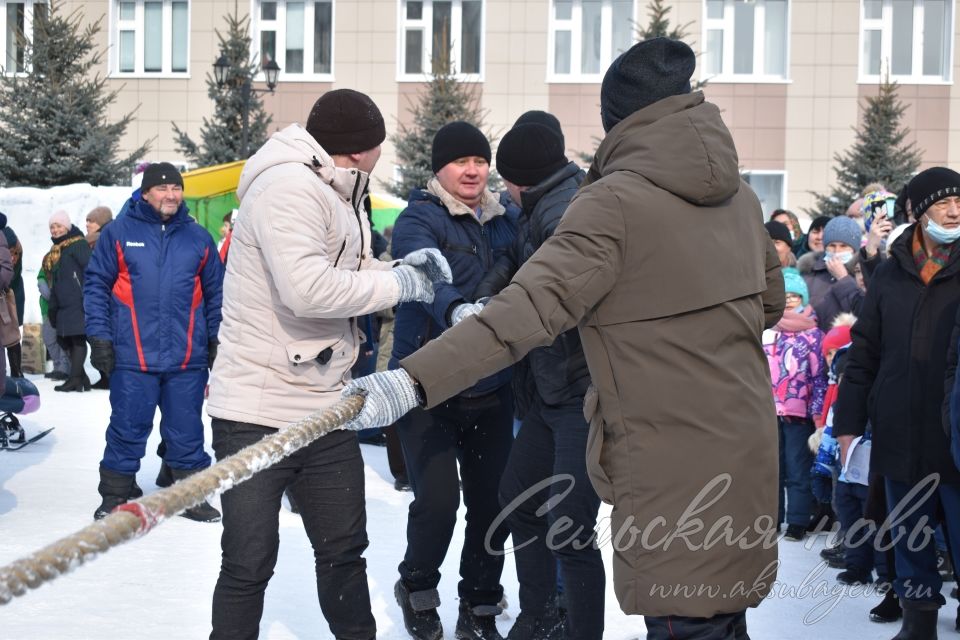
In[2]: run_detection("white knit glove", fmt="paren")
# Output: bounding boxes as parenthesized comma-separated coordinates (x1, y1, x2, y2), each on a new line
(450, 302, 483, 325)
(402, 247, 453, 284)
(342, 369, 421, 430)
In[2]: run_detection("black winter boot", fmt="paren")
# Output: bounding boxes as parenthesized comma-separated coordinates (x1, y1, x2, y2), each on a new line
(7, 342, 22, 378)
(870, 589, 903, 623)
(395, 579, 443, 640)
(155, 462, 173, 488)
(507, 605, 564, 640)
(890, 601, 939, 639)
(129, 481, 144, 500)
(456, 601, 504, 640)
(169, 468, 221, 522)
(91, 371, 110, 390)
(94, 467, 135, 520)
(54, 377, 86, 392)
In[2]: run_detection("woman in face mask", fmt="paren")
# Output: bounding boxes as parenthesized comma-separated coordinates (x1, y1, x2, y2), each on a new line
(797, 215, 864, 330)
(838, 167, 960, 639)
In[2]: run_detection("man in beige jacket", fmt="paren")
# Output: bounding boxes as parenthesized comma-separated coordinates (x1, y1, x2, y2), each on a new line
(207, 89, 450, 640)
(345, 40, 784, 640)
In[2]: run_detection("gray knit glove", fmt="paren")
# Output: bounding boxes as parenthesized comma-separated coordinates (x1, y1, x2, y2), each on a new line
(450, 302, 483, 325)
(393, 247, 454, 304)
(342, 369, 420, 430)
(402, 247, 453, 284)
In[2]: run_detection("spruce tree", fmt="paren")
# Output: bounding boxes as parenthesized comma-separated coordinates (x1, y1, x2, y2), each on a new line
(810, 78, 921, 217)
(385, 45, 496, 198)
(173, 12, 272, 165)
(634, 0, 692, 40)
(0, 1, 148, 187)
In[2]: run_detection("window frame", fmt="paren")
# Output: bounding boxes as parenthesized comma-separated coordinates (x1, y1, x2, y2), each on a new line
(700, 0, 792, 84)
(109, 0, 191, 78)
(857, 0, 954, 85)
(547, 0, 636, 84)
(0, 0, 45, 76)
(743, 170, 788, 216)
(251, 0, 336, 82)
(396, 0, 486, 82)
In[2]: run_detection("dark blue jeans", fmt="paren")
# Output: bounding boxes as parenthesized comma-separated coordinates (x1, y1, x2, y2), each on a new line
(835, 480, 888, 578)
(210, 419, 375, 640)
(396, 386, 513, 606)
(778, 417, 815, 527)
(884, 476, 960, 605)
(498, 399, 605, 640)
(645, 610, 748, 640)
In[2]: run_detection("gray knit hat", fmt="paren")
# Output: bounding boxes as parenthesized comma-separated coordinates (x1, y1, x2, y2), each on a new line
(823, 216, 862, 251)
(600, 38, 696, 132)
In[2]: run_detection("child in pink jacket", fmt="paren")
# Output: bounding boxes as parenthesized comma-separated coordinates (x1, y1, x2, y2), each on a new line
(764, 267, 827, 540)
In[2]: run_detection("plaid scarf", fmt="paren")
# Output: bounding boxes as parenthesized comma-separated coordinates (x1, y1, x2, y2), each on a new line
(912, 225, 953, 285)
(41, 234, 84, 278)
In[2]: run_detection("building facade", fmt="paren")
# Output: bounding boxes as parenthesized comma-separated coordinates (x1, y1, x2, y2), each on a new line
(6, 0, 958, 215)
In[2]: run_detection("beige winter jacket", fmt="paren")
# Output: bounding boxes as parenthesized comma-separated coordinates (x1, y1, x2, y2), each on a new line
(207, 124, 399, 428)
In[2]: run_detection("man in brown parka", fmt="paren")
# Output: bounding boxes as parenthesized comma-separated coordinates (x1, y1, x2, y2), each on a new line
(345, 38, 784, 640)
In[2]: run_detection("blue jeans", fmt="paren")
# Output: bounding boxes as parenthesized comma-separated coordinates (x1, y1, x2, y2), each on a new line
(835, 480, 888, 578)
(210, 419, 375, 640)
(100, 368, 210, 474)
(498, 399, 605, 640)
(778, 417, 815, 527)
(884, 476, 960, 605)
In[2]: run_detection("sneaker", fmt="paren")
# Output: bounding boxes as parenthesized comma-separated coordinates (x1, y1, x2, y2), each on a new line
(837, 568, 873, 585)
(455, 601, 503, 640)
(869, 589, 902, 623)
(507, 607, 564, 640)
(784, 524, 806, 541)
(820, 545, 844, 561)
(180, 500, 222, 523)
(395, 580, 442, 640)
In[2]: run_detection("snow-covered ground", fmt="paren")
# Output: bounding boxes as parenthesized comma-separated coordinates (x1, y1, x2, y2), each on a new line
(1, 376, 956, 639)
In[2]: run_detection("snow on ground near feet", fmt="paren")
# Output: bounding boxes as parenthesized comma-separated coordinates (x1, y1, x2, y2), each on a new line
(0, 375, 954, 638)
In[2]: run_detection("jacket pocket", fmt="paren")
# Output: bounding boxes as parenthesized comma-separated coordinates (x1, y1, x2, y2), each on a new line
(285, 335, 347, 367)
(583, 384, 615, 505)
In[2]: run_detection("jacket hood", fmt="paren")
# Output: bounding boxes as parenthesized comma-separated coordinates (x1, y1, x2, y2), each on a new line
(589, 92, 741, 207)
(520, 162, 584, 212)
(237, 124, 369, 208)
(796, 251, 825, 275)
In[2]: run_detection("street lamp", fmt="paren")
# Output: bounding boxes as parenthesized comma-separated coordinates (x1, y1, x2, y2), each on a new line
(213, 56, 281, 158)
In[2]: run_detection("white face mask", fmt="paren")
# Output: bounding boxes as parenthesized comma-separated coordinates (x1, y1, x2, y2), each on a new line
(924, 218, 960, 245)
(825, 251, 854, 264)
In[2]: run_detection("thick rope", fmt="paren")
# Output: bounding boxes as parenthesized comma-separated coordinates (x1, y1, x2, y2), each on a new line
(0, 394, 364, 605)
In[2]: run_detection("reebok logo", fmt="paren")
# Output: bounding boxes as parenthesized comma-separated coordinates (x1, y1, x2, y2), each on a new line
(125, 241, 145, 247)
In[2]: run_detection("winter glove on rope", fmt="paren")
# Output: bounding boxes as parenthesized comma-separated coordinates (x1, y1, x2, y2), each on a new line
(342, 369, 421, 431)
(450, 302, 484, 325)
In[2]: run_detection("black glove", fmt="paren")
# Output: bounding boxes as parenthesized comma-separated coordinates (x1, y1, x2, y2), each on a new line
(207, 340, 218, 370)
(90, 339, 115, 374)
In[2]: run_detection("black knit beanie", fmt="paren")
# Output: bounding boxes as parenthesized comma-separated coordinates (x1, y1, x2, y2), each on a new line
(141, 162, 183, 192)
(809, 215, 831, 233)
(306, 89, 386, 155)
(600, 37, 696, 133)
(514, 110, 565, 148)
(496, 124, 568, 187)
(431, 122, 491, 173)
(764, 220, 792, 246)
(907, 167, 960, 218)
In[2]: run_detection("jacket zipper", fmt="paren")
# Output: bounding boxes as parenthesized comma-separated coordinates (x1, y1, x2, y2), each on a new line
(350, 173, 364, 271)
(72, 271, 82, 291)
(333, 239, 347, 267)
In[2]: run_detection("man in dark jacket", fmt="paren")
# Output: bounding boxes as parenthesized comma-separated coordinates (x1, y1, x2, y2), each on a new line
(835, 167, 960, 639)
(470, 120, 603, 640)
(389, 121, 516, 640)
(347, 39, 784, 640)
(85, 163, 224, 523)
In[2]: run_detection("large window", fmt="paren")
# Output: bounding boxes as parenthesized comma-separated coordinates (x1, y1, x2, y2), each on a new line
(0, 0, 45, 74)
(860, 0, 952, 82)
(548, 0, 634, 81)
(113, 0, 189, 75)
(744, 171, 786, 215)
(399, 0, 483, 79)
(702, 0, 789, 81)
(255, 0, 333, 79)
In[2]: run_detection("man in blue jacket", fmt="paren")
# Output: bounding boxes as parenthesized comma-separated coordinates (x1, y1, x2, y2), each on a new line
(85, 162, 224, 523)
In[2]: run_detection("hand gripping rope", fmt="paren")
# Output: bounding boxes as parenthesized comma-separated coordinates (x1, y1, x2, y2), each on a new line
(0, 395, 365, 605)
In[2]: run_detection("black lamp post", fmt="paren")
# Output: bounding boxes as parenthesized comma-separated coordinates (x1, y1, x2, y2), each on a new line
(213, 56, 280, 158)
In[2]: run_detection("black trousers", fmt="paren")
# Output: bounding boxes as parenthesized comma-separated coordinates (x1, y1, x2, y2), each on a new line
(396, 385, 513, 606)
(498, 399, 605, 640)
(209, 419, 375, 640)
(645, 610, 749, 640)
